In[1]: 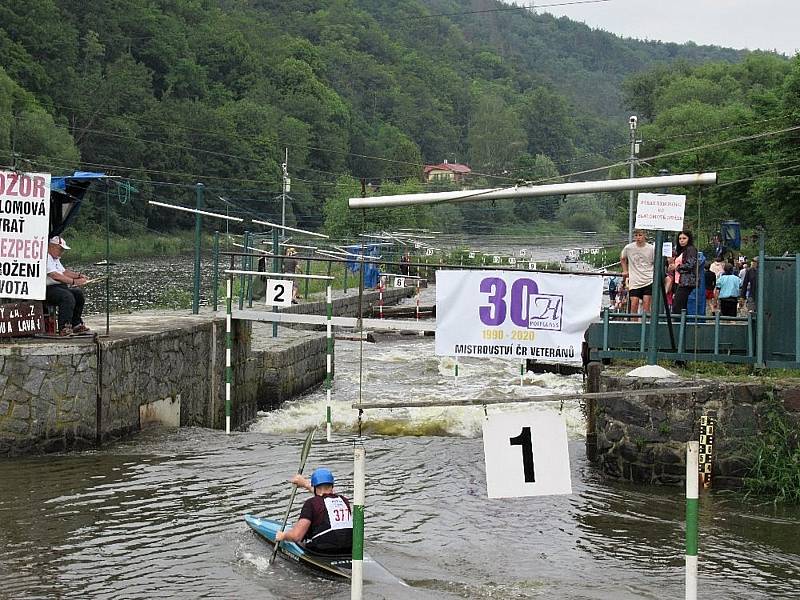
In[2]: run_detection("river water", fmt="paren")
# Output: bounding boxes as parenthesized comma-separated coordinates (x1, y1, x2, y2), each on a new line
(2, 327, 800, 599)
(3, 242, 798, 598)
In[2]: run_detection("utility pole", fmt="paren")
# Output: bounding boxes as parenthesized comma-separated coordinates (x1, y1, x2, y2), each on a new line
(628, 116, 639, 243)
(281, 148, 290, 237)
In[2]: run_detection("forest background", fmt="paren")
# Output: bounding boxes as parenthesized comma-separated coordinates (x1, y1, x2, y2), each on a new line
(1, 0, 799, 253)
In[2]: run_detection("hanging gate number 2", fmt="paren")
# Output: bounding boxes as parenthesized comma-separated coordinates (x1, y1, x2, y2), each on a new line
(509, 427, 535, 482)
(265, 279, 293, 307)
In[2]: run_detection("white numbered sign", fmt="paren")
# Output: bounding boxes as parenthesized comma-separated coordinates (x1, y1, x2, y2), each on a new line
(493, 256, 501, 264)
(468, 252, 476, 259)
(482, 410, 572, 498)
(394, 276, 405, 288)
(265, 279, 293, 307)
(528, 261, 536, 270)
(414, 243, 421, 249)
(425, 248, 434, 256)
(519, 249, 527, 257)
(508, 257, 517, 265)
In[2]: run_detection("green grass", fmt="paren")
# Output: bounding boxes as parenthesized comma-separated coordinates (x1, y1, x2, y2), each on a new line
(65, 230, 213, 262)
(744, 395, 800, 504)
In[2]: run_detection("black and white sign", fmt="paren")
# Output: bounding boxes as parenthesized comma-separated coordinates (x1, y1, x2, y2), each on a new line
(0, 171, 51, 300)
(425, 248, 434, 256)
(264, 278, 293, 307)
(519, 249, 527, 257)
(635, 193, 686, 231)
(508, 257, 516, 265)
(394, 276, 405, 288)
(482, 410, 572, 498)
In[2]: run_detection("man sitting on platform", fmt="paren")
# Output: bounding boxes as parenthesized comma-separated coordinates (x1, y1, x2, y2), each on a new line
(45, 236, 90, 336)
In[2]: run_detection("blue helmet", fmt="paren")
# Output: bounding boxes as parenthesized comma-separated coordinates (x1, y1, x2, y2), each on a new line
(310, 468, 335, 488)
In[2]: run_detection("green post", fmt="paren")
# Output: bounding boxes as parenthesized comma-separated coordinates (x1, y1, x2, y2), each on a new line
(756, 230, 766, 367)
(105, 186, 111, 335)
(304, 257, 310, 299)
(647, 230, 664, 364)
(795, 253, 800, 362)
(192, 182, 204, 314)
(352, 446, 365, 600)
(212, 231, 220, 311)
(238, 231, 248, 310)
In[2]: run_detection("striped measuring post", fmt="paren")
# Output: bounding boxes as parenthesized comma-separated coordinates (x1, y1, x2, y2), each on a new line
(325, 284, 333, 442)
(225, 276, 233, 434)
(351, 445, 365, 600)
(699, 415, 715, 488)
(685, 441, 699, 600)
(378, 277, 384, 319)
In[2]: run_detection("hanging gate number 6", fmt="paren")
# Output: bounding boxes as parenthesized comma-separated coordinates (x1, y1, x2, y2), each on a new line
(509, 427, 535, 483)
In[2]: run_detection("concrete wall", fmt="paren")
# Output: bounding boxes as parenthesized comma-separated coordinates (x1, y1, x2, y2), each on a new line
(591, 372, 800, 487)
(0, 287, 417, 455)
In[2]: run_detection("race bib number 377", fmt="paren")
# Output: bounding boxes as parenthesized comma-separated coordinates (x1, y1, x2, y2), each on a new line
(323, 496, 352, 530)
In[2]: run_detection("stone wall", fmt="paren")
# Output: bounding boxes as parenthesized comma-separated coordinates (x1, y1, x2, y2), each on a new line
(0, 343, 97, 454)
(591, 371, 800, 487)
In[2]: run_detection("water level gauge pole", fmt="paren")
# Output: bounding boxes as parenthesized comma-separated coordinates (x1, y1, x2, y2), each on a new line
(193, 182, 204, 314)
(326, 284, 333, 442)
(685, 440, 699, 600)
(351, 445, 365, 600)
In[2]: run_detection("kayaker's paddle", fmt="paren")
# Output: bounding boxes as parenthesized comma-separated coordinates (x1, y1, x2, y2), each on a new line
(270, 428, 316, 565)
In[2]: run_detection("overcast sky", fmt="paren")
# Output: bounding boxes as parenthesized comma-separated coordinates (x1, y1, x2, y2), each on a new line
(538, 0, 799, 56)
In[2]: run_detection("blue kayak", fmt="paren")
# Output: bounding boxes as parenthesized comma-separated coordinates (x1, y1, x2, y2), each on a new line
(244, 514, 353, 579)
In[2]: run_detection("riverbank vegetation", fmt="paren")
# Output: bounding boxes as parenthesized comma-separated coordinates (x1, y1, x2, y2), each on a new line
(744, 395, 800, 504)
(5, 0, 783, 247)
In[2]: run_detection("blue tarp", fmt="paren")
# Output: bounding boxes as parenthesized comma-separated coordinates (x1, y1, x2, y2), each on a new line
(50, 171, 108, 236)
(345, 244, 381, 288)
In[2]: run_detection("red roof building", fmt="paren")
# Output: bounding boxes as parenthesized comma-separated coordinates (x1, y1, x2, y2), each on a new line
(423, 160, 472, 183)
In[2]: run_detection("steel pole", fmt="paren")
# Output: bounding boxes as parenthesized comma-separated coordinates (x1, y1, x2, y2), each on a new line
(349, 173, 717, 209)
(193, 182, 204, 314)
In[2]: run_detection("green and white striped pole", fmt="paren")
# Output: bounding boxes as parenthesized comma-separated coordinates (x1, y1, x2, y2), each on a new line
(326, 284, 333, 442)
(352, 445, 365, 600)
(685, 440, 699, 600)
(225, 275, 233, 434)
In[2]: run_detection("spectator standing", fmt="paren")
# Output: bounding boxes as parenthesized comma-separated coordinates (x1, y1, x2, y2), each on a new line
(740, 257, 758, 313)
(400, 252, 411, 276)
(608, 276, 618, 305)
(283, 247, 300, 304)
(670, 230, 699, 315)
(704, 263, 717, 313)
(620, 229, 654, 316)
(714, 263, 741, 317)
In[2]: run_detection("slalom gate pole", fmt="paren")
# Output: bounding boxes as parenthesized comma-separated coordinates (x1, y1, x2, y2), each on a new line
(454, 358, 459, 381)
(378, 278, 384, 319)
(685, 441, 699, 600)
(352, 445, 365, 600)
(520, 361, 525, 386)
(326, 284, 333, 442)
(225, 273, 233, 434)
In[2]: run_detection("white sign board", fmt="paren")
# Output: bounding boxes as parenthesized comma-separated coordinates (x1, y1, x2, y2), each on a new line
(634, 193, 686, 231)
(519, 249, 527, 257)
(425, 248, 434, 256)
(264, 279, 293, 307)
(662, 241, 673, 257)
(508, 257, 516, 265)
(483, 410, 572, 498)
(493, 256, 501, 264)
(393, 276, 405, 288)
(435, 270, 603, 362)
(0, 171, 51, 300)
(468, 252, 475, 259)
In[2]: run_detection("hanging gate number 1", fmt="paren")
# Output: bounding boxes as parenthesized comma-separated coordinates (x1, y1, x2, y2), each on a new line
(509, 427, 535, 483)
(482, 410, 571, 498)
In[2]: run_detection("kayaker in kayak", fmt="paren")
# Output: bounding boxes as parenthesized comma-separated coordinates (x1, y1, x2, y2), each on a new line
(275, 468, 353, 555)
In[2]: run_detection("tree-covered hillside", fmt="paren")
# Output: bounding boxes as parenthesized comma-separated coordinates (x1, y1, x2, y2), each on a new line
(0, 0, 782, 241)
